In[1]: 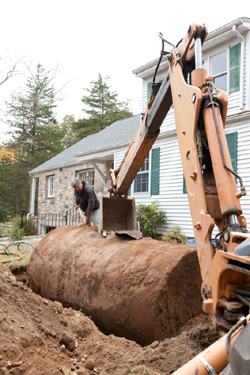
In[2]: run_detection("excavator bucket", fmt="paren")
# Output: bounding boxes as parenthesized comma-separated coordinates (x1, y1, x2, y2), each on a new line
(98, 195, 138, 234)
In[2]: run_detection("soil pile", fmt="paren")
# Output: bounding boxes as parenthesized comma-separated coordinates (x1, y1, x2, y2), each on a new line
(0, 261, 219, 375)
(27, 226, 203, 345)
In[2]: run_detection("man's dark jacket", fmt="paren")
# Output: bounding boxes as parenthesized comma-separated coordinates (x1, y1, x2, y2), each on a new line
(75, 181, 100, 214)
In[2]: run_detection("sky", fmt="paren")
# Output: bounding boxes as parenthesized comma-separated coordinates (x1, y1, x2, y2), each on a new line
(0, 0, 249, 142)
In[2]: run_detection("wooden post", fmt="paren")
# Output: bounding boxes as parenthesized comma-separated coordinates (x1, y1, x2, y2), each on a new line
(85, 199, 93, 224)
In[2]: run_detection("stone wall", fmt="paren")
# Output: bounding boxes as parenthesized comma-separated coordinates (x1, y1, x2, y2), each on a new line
(37, 161, 112, 215)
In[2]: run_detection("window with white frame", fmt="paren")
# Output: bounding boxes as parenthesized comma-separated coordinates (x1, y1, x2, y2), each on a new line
(203, 42, 241, 93)
(203, 51, 227, 91)
(129, 148, 160, 197)
(78, 169, 95, 190)
(212, 51, 227, 91)
(47, 176, 55, 197)
(133, 154, 150, 194)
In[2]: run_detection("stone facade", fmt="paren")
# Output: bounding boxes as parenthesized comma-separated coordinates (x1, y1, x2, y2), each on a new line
(37, 161, 112, 215)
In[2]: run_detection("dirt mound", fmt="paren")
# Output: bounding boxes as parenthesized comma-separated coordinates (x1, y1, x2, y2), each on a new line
(0, 261, 219, 375)
(27, 225, 203, 345)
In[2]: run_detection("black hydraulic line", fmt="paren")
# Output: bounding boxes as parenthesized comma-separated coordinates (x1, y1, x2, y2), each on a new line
(215, 230, 224, 247)
(176, 38, 183, 48)
(225, 317, 247, 354)
(152, 35, 165, 84)
(234, 292, 250, 307)
(234, 287, 250, 297)
(158, 32, 176, 49)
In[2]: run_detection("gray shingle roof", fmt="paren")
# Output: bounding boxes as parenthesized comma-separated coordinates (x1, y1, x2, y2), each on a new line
(30, 115, 140, 174)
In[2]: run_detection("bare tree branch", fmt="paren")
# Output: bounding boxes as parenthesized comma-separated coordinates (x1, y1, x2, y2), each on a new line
(0, 55, 24, 86)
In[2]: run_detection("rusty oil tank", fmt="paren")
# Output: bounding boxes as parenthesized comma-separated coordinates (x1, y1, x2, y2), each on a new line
(27, 225, 202, 345)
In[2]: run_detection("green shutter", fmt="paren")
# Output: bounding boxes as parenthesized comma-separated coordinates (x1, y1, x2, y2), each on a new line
(151, 148, 160, 195)
(229, 43, 241, 93)
(147, 82, 152, 103)
(128, 186, 131, 196)
(183, 175, 187, 193)
(226, 132, 237, 178)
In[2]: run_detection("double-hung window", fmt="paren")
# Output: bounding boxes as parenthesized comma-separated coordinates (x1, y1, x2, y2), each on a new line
(134, 155, 150, 194)
(78, 169, 95, 190)
(203, 42, 241, 93)
(129, 148, 160, 196)
(47, 176, 55, 198)
(211, 51, 228, 92)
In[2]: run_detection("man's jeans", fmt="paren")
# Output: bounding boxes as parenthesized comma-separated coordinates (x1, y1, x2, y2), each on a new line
(89, 209, 99, 226)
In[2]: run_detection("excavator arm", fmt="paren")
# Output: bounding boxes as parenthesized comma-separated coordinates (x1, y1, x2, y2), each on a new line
(109, 23, 205, 196)
(100, 23, 250, 337)
(98, 24, 206, 236)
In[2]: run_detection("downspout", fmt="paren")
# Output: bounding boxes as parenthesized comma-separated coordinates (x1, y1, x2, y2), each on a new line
(27, 174, 36, 220)
(232, 25, 244, 110)
(27, 172, 32, 220)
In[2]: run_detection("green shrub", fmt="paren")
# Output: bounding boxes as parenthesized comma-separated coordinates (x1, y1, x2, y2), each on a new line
(0, 223, 4, 238)
(23, 218, 36, 236)
(136, 201, 167, 239)
(8, 215, 35, 239)
(163, 225, 187, 244)
(8, 226, 25, 241)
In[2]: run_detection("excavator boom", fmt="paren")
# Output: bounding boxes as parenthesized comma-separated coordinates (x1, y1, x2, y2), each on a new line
(100, 23, 250, 335)
(98, 24, 207, 234)
(108, 23, 203, 197)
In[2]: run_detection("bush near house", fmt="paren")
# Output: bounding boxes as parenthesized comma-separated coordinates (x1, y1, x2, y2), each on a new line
(136, 201, 167, 239)
(0, 223, 4, 238)
(163, 226, 187, 244)
(8, 216, 36, 240)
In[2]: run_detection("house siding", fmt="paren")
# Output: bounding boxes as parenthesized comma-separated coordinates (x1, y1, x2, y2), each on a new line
(227, 119, 250, 224)
(115, 136, 193, 237)
(133, 23, 250, 237)
(114, 115, 250, 239)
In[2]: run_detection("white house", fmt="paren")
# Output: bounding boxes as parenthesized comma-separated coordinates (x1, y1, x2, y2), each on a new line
(29, 17, 250, 238)
(129, 17, 250, 237)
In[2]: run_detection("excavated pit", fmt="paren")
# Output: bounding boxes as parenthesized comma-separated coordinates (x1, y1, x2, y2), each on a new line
(27, 225, 203, 345)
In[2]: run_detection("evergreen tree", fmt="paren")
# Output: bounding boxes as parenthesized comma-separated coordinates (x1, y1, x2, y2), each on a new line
(0, 148, 18, 221)
(0, 150, 30, 221)
(1, 64, 66, 219)
(72, 74, 132, 139)
(60, 114, 77, 148)
(6, 64, 65, 171)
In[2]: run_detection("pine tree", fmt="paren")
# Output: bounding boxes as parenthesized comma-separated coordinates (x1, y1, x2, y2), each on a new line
(0, 149, 18, 221)
(6, 64, 65, 171)
(1, 64, 66, 218)
(60, 114, 77, 148)
(72, 74, 132, 139)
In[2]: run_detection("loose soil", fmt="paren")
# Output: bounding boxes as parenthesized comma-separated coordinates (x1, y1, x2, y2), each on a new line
(0, 230, 220, 375)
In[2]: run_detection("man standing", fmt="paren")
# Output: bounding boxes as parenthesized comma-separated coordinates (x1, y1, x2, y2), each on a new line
(71, 178, 100, 225)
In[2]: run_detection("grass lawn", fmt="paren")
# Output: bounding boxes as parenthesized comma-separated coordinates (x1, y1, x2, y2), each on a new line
(0, 239, 39, 267)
